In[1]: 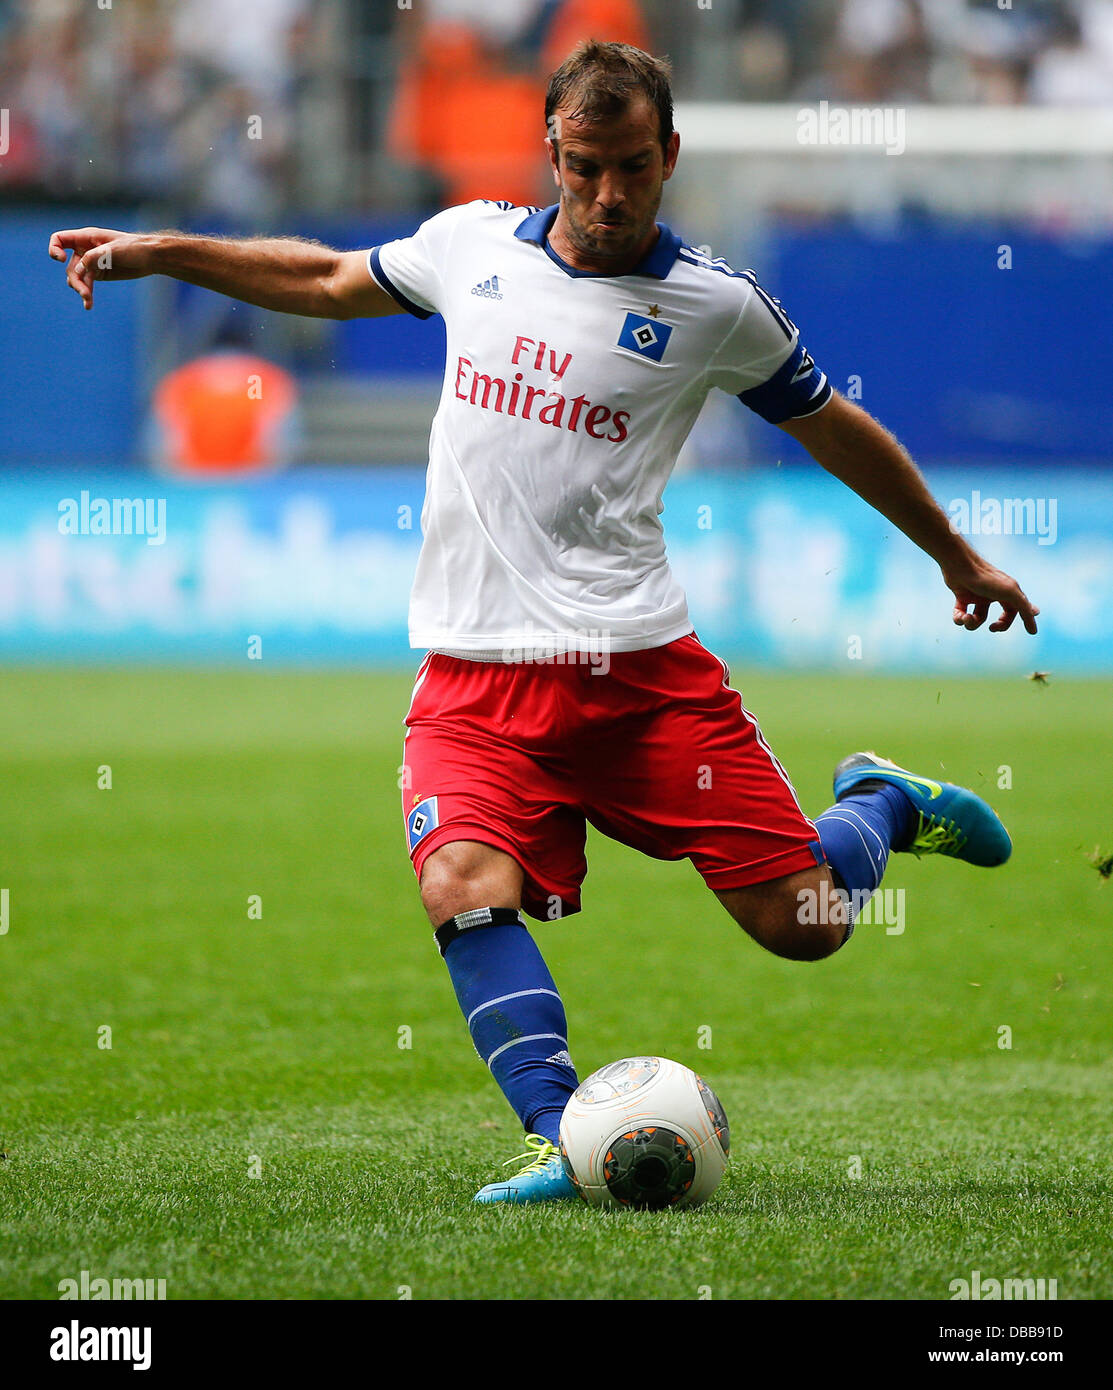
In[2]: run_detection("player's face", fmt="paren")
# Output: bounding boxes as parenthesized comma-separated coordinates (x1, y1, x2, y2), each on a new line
(547, 97, 680, 268)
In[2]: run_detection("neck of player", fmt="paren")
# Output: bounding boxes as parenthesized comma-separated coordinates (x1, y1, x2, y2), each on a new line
(547, 211, 661, 277)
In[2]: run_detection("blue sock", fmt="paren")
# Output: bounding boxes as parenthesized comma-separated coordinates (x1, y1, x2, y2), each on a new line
(437, 912, 578, 1143)
(814, 783, 916, 927)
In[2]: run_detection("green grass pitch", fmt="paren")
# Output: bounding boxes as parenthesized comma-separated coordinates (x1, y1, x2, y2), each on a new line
(1, 665, 1110, 1300)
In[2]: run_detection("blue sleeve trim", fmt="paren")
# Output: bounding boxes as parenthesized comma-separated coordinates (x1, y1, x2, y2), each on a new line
(737, 340, 831, 424)
(368, 246, 435, 320)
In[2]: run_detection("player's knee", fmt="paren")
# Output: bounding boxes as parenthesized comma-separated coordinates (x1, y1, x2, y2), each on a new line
(418, 839, 523, 926)
(775, 906, 845, 962)
(754, 900, 843, 961)
(717, 869, 847, 962)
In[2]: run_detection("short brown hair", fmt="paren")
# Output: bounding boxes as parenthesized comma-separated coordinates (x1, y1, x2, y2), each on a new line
(545, 40, 674, 152)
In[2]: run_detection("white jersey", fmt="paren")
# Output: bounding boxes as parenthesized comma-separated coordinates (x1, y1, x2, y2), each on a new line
(368, 199, 831, 654)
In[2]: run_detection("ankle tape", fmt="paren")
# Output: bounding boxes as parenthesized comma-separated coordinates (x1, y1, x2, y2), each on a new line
(434, 906, 524, 957)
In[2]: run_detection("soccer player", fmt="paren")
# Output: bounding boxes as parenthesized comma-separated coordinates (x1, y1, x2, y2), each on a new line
(50, 41, 1039, 1206)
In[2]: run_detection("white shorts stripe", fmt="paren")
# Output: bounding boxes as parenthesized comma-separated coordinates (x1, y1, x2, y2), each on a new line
(402, 653, 435, 757)
(406, 653, 433, 715)
(705, 644, 817, 832)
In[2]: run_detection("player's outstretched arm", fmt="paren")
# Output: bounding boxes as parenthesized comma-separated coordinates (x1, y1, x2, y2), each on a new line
(47, 227, 401, 320)
(778, 391, 1039, 635)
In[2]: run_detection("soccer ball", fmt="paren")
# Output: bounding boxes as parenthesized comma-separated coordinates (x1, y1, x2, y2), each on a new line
(558, 1056, 730, 1210)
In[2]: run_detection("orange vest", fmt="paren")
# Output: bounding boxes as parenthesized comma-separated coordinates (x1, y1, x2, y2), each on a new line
(152, 353, 297, 474)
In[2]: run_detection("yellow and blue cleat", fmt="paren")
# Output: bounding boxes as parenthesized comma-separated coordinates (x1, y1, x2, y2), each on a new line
(474, 1133, 579, 1205)
(833, 751, 1012, 867)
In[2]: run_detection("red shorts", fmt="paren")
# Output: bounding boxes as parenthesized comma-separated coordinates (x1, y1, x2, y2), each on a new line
(401, 633, 823, 921)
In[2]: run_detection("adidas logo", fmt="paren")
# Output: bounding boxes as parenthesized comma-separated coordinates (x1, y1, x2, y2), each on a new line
(471, 274, 504, 300)
(546, 1050, 574, 1069)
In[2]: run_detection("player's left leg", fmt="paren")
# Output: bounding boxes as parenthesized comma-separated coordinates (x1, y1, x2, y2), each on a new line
(711, 753, 916, 956)
(580, 635, 1011, 958)
(716, 748, 1013, 952)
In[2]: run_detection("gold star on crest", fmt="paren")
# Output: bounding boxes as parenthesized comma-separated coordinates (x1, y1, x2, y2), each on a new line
(647, 304, 661, 318)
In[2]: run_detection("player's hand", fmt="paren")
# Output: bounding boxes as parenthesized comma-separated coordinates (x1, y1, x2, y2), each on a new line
(48, 228, 158, 310)
(943, 557, 1039, 635)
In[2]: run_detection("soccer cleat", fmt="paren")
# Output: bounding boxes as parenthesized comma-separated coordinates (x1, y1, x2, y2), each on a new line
(473, 1133, 579, 1205)
(833, 751, 1012, 867)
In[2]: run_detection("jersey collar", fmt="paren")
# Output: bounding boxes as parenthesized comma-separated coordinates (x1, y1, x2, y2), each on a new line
(514, 204, 681, 279)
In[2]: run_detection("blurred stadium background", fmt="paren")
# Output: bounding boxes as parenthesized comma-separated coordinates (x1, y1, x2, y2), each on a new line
(3, 0, 1112, 669)
(4, 0, 1113, 1308)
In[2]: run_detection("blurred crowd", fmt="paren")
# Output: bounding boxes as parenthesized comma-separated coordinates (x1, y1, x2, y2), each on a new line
(1, 0, 1111, 216)
(0, 0, 358, 216)
(785, 0, 1113, 106)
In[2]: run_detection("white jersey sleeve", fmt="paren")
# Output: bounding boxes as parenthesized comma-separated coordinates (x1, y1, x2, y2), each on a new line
(707, 275, 832, 423)
(367, 202, 480, 320)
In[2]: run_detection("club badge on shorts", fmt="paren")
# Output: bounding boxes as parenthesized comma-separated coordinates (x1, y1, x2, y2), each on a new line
(406, 795, 440, 852)
(617, 310, 673, 363)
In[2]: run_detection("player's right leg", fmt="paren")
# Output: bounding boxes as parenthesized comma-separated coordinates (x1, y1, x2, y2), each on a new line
(402, 655, 587, 1205)
(417, 839, 580, 1205)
